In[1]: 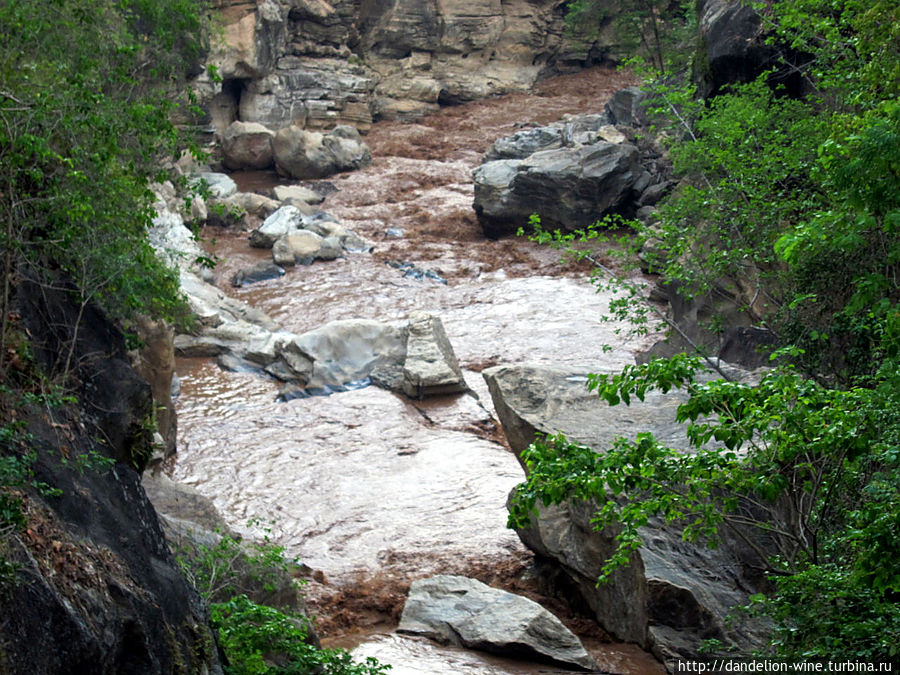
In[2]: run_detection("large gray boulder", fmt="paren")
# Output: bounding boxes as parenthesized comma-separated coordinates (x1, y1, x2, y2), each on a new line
(272, 124, 372, 179)
(292, 319, 408, 388)
(221, 120, 275, 170)
(474, 141, 642, 237)
(398, 575, 598, 672)
(483, 365, 770, 664)
(250, 204, 305, 248)
(401, 311, 468, 398)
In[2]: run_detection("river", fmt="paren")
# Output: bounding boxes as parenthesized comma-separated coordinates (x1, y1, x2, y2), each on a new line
(172, 66, 666, 674)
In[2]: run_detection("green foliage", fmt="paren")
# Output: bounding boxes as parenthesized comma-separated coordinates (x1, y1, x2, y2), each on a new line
(211, 595, 389, 675)
(177, 524, 390, 674)
(655, 78, 829, 308)
(177, 523, 298, 604)
(0, 0, 206, 377)
(519, 3, 900, 649)
(509, 357, 900, 658)
(565, 0, 697, 73)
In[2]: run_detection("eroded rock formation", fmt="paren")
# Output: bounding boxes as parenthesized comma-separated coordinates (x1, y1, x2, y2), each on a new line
(483, 364, 771, 666)
(199, 0, 609, 137)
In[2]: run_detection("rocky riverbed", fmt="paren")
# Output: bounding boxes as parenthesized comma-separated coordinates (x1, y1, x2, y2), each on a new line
(171, 66, 668, 673)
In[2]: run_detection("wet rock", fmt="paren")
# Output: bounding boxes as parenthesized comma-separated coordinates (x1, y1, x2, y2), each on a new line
(179, 270, 278, 332)
(605, 86, 649, 127)
(386, 260, 447, 285)
(293, 319, 408, 389)
(250, 204, 305, 248)
(196, 171, 238, 198)
(231, 261, 286, 287)
(398, 575, 598, 671)
(273, 230, 325, 265)
(401, 311, 468, 398)
(273, 184, 325, 205)
(482, 364, 771, 662)
(221, 120, 275, 170)
(272, 125, 372, 180)
(474, 141, 642, 237)
(696, 0, 779, 98)
(483, 125, 564, 161)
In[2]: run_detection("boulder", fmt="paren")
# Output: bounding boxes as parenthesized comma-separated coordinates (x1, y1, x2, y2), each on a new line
(250, 204, 304, 248)
(398, 575, 597, 672)
(484, 126, 564, 161)
(222, 192, 282, 218)
(483, 364, 770, 664)
(474, 141, 641, 237)
(272, 125, 372, 180)
(292, 319, 408, 389)
(605, 86, 649, 127)
(274, 230, 325, 265)
(696, 0, 779, 98)
(401, 311, 468, 398)
(221, 120, 275, 170)
(273, 184, 325, 205)
(197, 171, 238, 199)
(231, 261, 286, 287)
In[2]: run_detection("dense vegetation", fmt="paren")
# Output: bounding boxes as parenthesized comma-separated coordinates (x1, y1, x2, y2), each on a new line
(177, 527, 389, 674)
(513, 0, 900, 659)
(0, 0, 203, 383)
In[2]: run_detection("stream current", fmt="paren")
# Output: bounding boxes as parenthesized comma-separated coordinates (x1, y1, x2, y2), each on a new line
(172, 67, 666, 673)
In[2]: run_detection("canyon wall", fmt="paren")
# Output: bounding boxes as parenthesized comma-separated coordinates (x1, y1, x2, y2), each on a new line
(200, 0, 608, 133)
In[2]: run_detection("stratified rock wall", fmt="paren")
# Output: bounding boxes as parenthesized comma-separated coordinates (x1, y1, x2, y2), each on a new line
(200, 0, 600, 133)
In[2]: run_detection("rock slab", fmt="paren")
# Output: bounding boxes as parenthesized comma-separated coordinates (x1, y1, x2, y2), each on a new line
(483, 364, 771, 664)
(401, 311, 468, 398)
(398, 575, 597, 672)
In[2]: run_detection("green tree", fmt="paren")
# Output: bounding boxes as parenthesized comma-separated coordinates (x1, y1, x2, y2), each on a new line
(565, 0, 696, 73)
(0, 0, 207, 379)
(517, 0, 900, 659)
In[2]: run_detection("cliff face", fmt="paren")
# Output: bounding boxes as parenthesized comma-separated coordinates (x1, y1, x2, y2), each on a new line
(201, 0, 602, 132)
(0, 277, 220, 674)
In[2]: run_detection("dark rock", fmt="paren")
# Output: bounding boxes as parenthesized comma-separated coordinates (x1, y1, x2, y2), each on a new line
(484, 126, 564, 161)
(231, 261, 286, 287)
(398, 575, 598, 671)
(605, 86, 649, 127)
(639, 180, 673, 206)
(638, 279, 776, 368)
(474, 141, 642, 237)
(7, 275, 221, 674)
(695, 0, 779, 98)
(483, 364, 771, 663)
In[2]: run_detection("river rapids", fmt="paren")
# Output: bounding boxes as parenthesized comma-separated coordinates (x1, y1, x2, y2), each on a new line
(172, 66, 666, 674)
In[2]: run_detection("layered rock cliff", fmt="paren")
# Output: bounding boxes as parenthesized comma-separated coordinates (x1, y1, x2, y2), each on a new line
(198, 0, 608, 134)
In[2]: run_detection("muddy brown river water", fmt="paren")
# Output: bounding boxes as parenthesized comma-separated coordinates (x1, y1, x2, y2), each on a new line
(172, 67, 666, 673)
